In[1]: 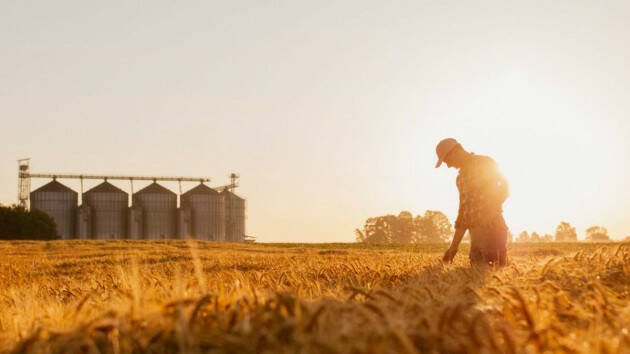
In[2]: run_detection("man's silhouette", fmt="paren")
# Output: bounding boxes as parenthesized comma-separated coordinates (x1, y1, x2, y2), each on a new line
(436, 138, 509, 266)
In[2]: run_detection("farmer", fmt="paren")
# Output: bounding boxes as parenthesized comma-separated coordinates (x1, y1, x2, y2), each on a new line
(436, 138, 510, 266)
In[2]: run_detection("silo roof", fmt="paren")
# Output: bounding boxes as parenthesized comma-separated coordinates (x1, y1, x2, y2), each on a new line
(183, 183, 219, 196)
(85, 181, 128, 195)
(31, 180, 77, 195)
(136, 182, 176, 195)
(220, 189, 244, 200)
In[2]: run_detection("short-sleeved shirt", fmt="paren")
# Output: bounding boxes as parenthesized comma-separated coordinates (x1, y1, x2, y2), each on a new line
(454, 154, 509, 231)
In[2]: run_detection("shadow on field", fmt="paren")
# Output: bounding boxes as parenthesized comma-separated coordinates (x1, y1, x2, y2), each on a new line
(329, 259, 504, 353)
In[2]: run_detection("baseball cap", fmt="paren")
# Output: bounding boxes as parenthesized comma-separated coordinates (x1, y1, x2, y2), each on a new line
(435, 138, 459, 168)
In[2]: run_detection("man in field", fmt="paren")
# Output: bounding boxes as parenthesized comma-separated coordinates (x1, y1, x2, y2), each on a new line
(436, 138, 510, 266)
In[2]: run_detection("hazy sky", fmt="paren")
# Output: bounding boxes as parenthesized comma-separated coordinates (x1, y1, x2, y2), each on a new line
(2, 1, 629, 242)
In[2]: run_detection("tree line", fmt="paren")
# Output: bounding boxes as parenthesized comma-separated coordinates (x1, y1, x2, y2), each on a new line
(355, 210, 453, 244)
(356, 212, 623, 244)
(0, 205, 58, 240)
(516, 222, 615, 242)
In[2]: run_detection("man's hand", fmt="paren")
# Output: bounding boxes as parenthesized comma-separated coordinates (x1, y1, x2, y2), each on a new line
(442, 246, 458, 263)
(443, 227, 466, 263)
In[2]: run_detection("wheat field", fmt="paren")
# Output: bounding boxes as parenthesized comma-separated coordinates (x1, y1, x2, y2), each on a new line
(0, 240, 628, 353)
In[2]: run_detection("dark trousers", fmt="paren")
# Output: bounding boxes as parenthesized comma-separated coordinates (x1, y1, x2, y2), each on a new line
(469, 226, 507, 266)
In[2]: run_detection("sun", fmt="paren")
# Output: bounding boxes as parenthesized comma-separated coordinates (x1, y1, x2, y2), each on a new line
(435, 68, 620, 238)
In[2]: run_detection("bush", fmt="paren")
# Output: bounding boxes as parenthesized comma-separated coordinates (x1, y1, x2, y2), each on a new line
(0, 205, 58, 240)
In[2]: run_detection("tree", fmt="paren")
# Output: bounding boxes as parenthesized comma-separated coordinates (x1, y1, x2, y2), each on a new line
(585, 226, 610, 242)
(0, 205, 57, 240)
(530, 232, 541, 242)
(356, 216, 391, 243)
(542, 234, 553, 242)
(516, 231, 530, 242)
(391, 211, 414, 244)
(355, 228, 366, 242)
(414, 210, 453, 243)
(555, 222, 577, 241)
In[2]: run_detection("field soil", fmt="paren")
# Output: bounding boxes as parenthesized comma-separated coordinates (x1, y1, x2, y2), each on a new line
(0, 240, 629, 353)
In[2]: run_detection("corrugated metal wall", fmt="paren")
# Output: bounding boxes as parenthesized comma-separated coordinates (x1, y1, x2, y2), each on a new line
(30, 180, 77, 239)
(181, 184, 225, 241)
(76, 205, 91, 239)
(133, 182, 177, 239)
(177, 207, 191, 239)
(83, 182, 128, 239)
(217, 193, 226, 241)
(127, 206, 143, 240)
(222, 190, 245, 242)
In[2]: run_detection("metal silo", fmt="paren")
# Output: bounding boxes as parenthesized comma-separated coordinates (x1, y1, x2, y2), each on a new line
(221, 190, 245, 242)
(83, 181, 128, 239)
(133, 182, 177, 239)
(177, 206, 191, 239)
(76, 204, 92, 239)
(127, 205, 143, 240)
(181, 183, 225, 241)
(30, 180, 77, 239)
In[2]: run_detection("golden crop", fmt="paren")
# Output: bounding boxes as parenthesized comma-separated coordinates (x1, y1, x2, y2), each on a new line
(0, 240, 629, 353)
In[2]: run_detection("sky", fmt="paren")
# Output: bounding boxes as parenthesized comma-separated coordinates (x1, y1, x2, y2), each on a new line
(1, 1, 629, 242)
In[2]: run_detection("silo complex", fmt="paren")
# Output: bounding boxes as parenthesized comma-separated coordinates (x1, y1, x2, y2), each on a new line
(181, 184, 225, 241)
(222, 190, 245, 242)
(30, 180, 77, 239)
(133, 182, 177, 239)
(83, 182, 128, 239)
(23, 173, 245, 241)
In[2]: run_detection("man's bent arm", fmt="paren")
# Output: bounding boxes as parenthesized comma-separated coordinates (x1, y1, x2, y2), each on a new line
(449, 227, 467, 250)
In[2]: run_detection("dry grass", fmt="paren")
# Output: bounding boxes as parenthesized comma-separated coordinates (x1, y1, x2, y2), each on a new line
(0, 240, 629, 353)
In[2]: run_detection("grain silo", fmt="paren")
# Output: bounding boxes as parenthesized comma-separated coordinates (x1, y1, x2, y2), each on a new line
(83, 181, 128, 239)
(133, 182, 177, 239)
(30, 180, 77, 239)
(177, 206, 191, 239)
(76, 204, 91, 239)
(127, 205, 143, 240)
(221, 190, 245, 242)
(181, 183, 225, 241)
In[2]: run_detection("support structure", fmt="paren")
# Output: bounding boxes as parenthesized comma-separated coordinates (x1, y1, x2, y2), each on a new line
(215, 173, 240, 193)
(17, 160, 241, 211)
(17, 158, 31, 209)
(23, 173, 211, 183)
(19, 169, 213, 210)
